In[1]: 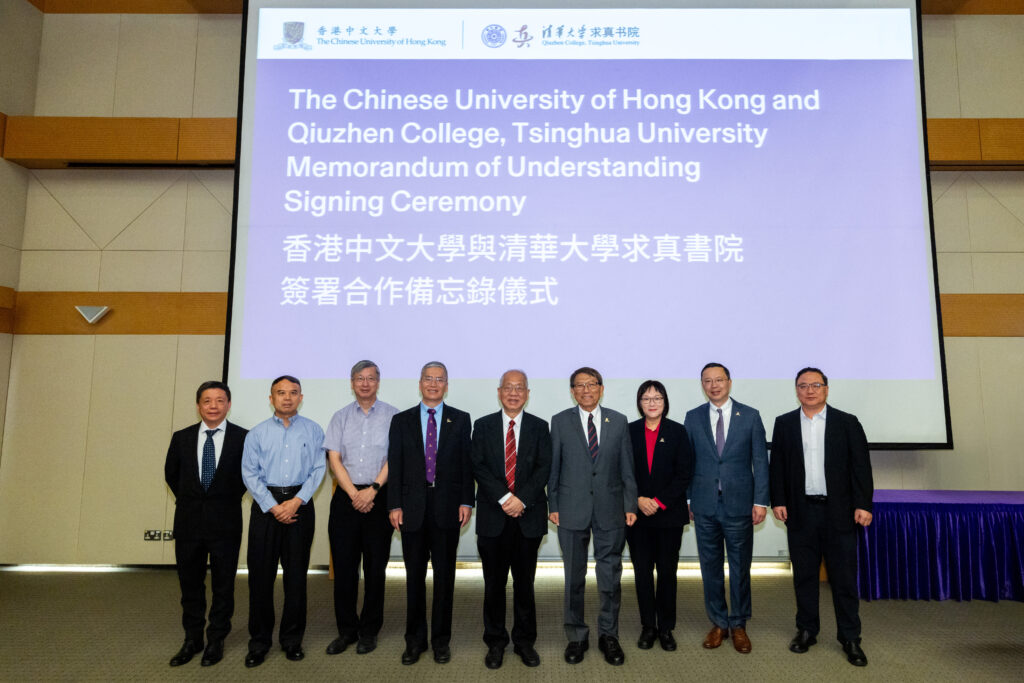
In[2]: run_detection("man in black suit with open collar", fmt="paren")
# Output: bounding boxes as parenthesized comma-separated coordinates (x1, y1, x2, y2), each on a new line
(471, 369, 552, 669)
(387, 361, 474, 666)
(164, 380, 248, 667)
(770, 367, 874, 667)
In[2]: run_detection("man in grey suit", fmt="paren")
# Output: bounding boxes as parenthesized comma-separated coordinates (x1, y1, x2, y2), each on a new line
(683, 362, 769, 654)
(548, 367, 638, 666)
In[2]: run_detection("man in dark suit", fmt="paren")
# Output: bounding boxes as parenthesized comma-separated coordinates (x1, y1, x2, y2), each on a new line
(548, 366, 637, 666)
(471, 369, 552, 669)
(683, 362, 769, 654)
(387, 361, 474, 665)
(770, 367, 874, 667)
(164, 380, 248, 667)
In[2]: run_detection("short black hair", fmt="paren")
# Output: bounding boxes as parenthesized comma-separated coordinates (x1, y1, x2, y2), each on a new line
(701, 362, 730, 380)
(570, 366, 603, 387)
(196, 380, 230, 403)
(635, 379, 669, 418)
(795, 367, 828, 386)
(271, 375, 301, 390)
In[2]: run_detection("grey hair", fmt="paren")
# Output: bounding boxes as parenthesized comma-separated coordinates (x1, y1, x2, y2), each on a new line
(499, 369, 529, 389)
(350, 360, 380, 380)
(421, 361, 448, 378)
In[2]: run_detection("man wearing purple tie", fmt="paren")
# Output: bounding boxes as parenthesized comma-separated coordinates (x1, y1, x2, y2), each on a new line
(387, 362, 474, 666)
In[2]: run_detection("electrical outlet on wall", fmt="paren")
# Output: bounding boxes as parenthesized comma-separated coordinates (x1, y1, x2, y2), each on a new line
(144, 530, 162, 541)
(163, 530, 174, 541)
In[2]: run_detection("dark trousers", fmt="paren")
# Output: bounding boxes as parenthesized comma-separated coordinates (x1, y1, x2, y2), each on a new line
(399, 488, 460, 650)
(477, 517, 542, 648)
(328, 484, 393, 638)
(626, 525, 684, 631)
(693, 498, 753, 629)
(246, 498, 315, 653)
(558, 523, 626, 642)
(788, 500, 861, 642)
(174, 536, 240, 644)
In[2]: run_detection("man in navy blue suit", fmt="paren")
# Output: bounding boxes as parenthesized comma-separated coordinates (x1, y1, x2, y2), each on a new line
(683, 363, 769, 654)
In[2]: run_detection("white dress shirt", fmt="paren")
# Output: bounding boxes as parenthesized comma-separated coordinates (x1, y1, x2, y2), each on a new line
(196, 419, 227, 472)
(800, 405, 828, 495)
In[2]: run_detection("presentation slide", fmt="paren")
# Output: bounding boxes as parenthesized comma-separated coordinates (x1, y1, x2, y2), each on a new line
(228, 2, 950, 455)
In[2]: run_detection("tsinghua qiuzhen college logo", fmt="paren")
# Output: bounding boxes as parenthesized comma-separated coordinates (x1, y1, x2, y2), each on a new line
(275, 21, 312, 50)
(481, 24, 507, 48)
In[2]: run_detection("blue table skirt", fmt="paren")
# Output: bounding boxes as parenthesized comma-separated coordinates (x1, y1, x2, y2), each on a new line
(857, 490, 1024, 602)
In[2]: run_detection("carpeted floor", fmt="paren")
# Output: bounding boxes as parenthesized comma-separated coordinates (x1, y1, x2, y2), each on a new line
(0, 565, 1021, 682)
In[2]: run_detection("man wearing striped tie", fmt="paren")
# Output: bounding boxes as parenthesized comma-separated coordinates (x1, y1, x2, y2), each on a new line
(471, 370, 552, 669)
(547, 367, 638, 666)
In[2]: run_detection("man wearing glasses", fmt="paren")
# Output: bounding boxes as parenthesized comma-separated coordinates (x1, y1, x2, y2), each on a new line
(683, 362, 769, 654)
(387, 362, 474, 665)
(548, 367, 637, 666)
(323, 361, 398, 657)
(769, 367, 874, 667)
(471, 369, 552, 669)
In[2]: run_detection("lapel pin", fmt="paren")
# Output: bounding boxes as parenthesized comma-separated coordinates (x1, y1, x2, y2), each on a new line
(446, 418, 452, 423)
(604, 417, 610, 423)
(659, 437, 665, 443)
(735, 411, 741, 417)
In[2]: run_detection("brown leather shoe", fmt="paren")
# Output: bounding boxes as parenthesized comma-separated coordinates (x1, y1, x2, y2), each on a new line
(702, 626, 728, 649)
(731, 627, 752, 653)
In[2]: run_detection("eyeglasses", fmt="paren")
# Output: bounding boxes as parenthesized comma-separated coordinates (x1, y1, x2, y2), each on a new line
(352, 375, 379, 384)
(500, 384, 527, 393)
(572, 382, 601, 390)
(796, 383, 826, 391)
(421, 376, 447, 385)
(640, 396, 665, 404)
(702, 378, 728, 386)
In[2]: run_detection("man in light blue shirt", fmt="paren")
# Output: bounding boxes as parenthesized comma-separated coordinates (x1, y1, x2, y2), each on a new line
(241, 375, 325, 668)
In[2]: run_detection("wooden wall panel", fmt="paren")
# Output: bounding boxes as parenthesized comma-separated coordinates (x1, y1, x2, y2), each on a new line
(940, 294, 1024, 337)
(13, 292, 228, 335)
(0, 287, 17, 334)
(178, 118, 237, 163)
(979, 119, 1024, 162)
(922, 0, 1024, 13)
(927, 119, 982, 163)
(0, 113, 7, 158)
(3, 116, 180, 168)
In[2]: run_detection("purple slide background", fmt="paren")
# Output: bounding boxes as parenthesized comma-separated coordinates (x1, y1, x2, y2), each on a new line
(238, 59, 934, 380)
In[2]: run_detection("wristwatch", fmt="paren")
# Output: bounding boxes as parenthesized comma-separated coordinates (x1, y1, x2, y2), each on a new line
(370, 482, 381, 491)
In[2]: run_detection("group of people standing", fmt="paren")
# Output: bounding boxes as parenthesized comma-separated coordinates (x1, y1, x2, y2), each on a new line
(163, 360, 874, 670)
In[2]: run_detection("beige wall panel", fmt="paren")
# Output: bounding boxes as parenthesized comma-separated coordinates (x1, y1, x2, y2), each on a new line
(966, 178, 1024, 251)
(98, 250, 184, 292)
(0, 333, 11, 458)
(113, 14, 197, 117)
(33, 169, 181, 249)
(921, 16, 961, 118)
(931, 173, 971, 252)
(77, 335, 177, 563)
(192, 169, 235, 212)
(184, 174, 232, 251)
(181, 250, 229, 292)
(0, 162, 30, 249)
(955, 16, 1024, 118)
(871, 450, 922, 490)
(978, 338, 1024, 489)
(35, 14, 119, 116)
(21, 175, 96, 250)
(929, 170, 957, 198)
(936, 252, 975, 293)
(0, 0, 42, 116)
(106, 177, 187, 251)
(971, 253, 1024, 293)
(193, 15, 242, 117)
(18, 250, 100, 291)
(971, 171, 1024, 223)
(171, 335, 225, 430)
(0, 245, 20, 290)
(0, 335, 95, 563)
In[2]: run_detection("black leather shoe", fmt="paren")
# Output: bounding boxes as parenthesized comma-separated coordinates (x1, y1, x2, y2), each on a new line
(169, 639, 202, 666)
(200, 641, 223, 667)
(564, 640, 588, 664)
(789, 630, 817, 654)
(283, 644, 304, 661)
(402, 644, 425, 665)
(326, 631, 358, 655)
(598, 635, 625, 666)
(842, 640, 868, 667)
(356, 636, 377, 654)
(513, 644, 540, 667)
(433, 645, 452, 663)
(659, 629, 677, 652)
(637, 626, 657, 650)
(484, 645, 504, 669)
(243, 651, 266, 668)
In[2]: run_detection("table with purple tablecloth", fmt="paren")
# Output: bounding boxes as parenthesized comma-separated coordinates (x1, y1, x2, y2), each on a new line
(857, 490, 1024, 601)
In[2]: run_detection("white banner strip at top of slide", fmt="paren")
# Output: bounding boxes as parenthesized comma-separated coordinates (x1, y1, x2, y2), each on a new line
(256, 8, 913, 61)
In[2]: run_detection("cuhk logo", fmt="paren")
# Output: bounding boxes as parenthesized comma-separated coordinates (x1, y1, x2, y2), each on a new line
(275, 21, 312, 50)
(481, 24, 506, 48)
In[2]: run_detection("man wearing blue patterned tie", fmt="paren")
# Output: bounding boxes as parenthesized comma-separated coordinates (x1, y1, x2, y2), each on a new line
(164, 381, 248, 668)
